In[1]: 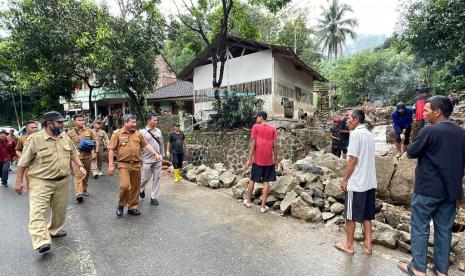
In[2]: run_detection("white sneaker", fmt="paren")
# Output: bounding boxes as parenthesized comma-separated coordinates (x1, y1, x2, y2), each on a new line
(243, 199, 251, 208)
(260, 206, 269, 213)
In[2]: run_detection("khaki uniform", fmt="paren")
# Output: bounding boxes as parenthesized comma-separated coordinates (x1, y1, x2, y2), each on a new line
(66, 128, 97, 196)
(91, 129, 109, 175)
(17, 130, 78, 250)
(15, 136, 31, 186)
(108, 129, 147, 210)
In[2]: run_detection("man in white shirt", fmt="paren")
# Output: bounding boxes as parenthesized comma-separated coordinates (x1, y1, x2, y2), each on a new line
(140, 114, 164, 205)
(334, 109, 377, 255)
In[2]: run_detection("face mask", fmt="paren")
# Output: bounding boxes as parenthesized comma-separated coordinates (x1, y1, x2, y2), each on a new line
(49, 123, 63, 136)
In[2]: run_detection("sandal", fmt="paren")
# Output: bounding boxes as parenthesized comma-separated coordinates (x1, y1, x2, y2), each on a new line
(333, 242, 354, 255)
(398, 260, 419, 276)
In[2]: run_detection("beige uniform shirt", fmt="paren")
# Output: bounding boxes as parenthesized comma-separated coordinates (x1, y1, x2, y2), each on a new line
(66, 127, 97, 159)
(108, 128, 147, 163)
(15, 136, 28, 152)
(94, 129, 109, 150)
(18, 129, 78, 180)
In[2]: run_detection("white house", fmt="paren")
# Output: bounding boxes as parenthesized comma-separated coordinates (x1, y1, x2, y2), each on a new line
(179, 36, 327, 119)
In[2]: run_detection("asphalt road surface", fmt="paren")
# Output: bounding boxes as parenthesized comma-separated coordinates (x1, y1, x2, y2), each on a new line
(0, 166, 459, 276)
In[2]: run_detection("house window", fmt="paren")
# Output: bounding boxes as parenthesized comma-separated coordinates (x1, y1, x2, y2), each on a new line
(295, 86, 302, 101)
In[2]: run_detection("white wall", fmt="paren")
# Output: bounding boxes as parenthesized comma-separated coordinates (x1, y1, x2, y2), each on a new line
(193, 94, 273, 114)
(193, 50, 273, 90)
(272, 55, 315, 118)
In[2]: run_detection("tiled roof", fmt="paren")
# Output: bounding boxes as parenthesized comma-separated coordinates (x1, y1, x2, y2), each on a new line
(147, 81, 193, 100)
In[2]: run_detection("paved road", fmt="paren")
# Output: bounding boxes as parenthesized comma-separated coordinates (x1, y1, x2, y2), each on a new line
(0, 166, 458, 276)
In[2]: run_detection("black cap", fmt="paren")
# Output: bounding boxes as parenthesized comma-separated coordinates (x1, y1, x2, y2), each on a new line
(417, 84, 429, 93)
(254, 111, 268, 120)
(44, 111, 66, 122)
(396, 102, 406, 112)
(173, 123, 180, 127)
(0, 129, 8, 134)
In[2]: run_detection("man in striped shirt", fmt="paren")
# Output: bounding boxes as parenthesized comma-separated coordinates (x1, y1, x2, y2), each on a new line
(334, 109, 377, 255)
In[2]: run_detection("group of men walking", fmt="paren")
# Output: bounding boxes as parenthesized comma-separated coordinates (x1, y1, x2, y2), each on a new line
(5, 112, 186, 254)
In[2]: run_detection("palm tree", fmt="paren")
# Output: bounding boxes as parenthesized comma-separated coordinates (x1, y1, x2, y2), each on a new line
(316, 0, 358, 59)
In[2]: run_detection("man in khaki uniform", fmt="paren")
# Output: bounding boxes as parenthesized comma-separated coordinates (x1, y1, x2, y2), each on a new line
(15, 121, 38, 191)
(108, 114, 161, 217)
(91, 119, 109, 178)
(15, 111, 86, 254)
(66, 114, 98, 203)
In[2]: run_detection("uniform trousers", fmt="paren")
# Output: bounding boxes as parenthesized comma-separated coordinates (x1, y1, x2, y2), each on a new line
(140, 162, 162, 200)
(118, 162, 141, 210)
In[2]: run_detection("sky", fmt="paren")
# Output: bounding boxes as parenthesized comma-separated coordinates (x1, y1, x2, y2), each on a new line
(0, 0, 399, 38)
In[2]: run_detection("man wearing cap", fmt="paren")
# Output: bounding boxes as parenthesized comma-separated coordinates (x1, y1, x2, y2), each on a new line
(244, 111, 279, 213)
(139, 114, 164, 205)
(166, 123, 187, 183)
(15, 111, 86, 254)
(66, 114, 98, 203)
(15, 121, 39, 190)
(0, 129, 16, 187)
(108, 114, 161, 217)
(391, 102, 413, 155)
(414, 84, 430, 130)
(91, 119, 109, 178)
(330, 117, 342, 157)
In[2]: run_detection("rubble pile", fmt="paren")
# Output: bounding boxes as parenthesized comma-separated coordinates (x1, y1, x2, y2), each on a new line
(451, 103, 465, 127)
(182, 151, 465, 266)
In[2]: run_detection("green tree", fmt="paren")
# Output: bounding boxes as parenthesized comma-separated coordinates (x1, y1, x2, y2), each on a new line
(327, 49, 418, 106)
(316, 0, 358, 59)
(106, 0, 165, 122)
(396, 0, 465, 92)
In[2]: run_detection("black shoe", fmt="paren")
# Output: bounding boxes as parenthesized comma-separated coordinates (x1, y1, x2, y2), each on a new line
(127, 209, 141, 216)
(76, 195, 84, 203)
(51, 230, 67, 238)
(139, 190, 145, 199)
(116, 205, 124, 217)
(38, 244, 51, 254)
(1, 182, 7, 187)
(94, 174, 98, 179)
(150, 198, 159, 205)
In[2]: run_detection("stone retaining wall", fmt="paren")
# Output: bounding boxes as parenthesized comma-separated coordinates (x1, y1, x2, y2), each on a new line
(186, 129, 330, 172)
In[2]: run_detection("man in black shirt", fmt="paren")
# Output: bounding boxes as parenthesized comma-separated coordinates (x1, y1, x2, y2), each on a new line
(167, 124, 187, 183)
(398, 96, 465, 276)
(338, 113, 350, 159)
(330, 117, 341, 157)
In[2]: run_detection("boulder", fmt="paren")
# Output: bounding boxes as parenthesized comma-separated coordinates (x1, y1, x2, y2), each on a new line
(195, 164, 209, 175)
(327, 197, 337, 204)
(312, 197, 325, 208)
(280, 191, 298, 213)
(323, 200, 331, 212)
(295, 171, 318, 183)
(293, 185, 304, 195)
(270, 176, 298, 199)
(201, 169, 220, 188)
(219, 171, 236, 188)
(324, 178, 344, 201)
(278, 159, 295, 175)
(213, 163, 226, 172)
(294, 158, 323, 174)
(253, 183, 264, 198)
(262, 194, 278, 205)
(320, 167, 337, 179)
(382, 203, 411, 231)
(182, 163, 194, 174)
(186, 169, 197, 182)
(322, 212, 335, 221)
(375, 156, 396, 198)
(300, 191, 313, 205)
(291, 197, 322, 222)
(232, 178, 249, 199)
(330, 202, 345, 215)
(389, 157, 416, 205)
(372, 220, 401, 249)
(312, 188, 326, 199)
(305, 179, 324, 191)
(312, 153, 347, 177)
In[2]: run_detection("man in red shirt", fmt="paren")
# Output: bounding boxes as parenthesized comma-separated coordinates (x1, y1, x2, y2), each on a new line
(244, 111, 279, 213)
(0, 129, 16, 186)
(414, 84, 430, 130)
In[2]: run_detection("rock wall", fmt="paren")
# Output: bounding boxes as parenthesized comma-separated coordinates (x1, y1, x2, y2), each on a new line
(186, 129, 330, 172)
